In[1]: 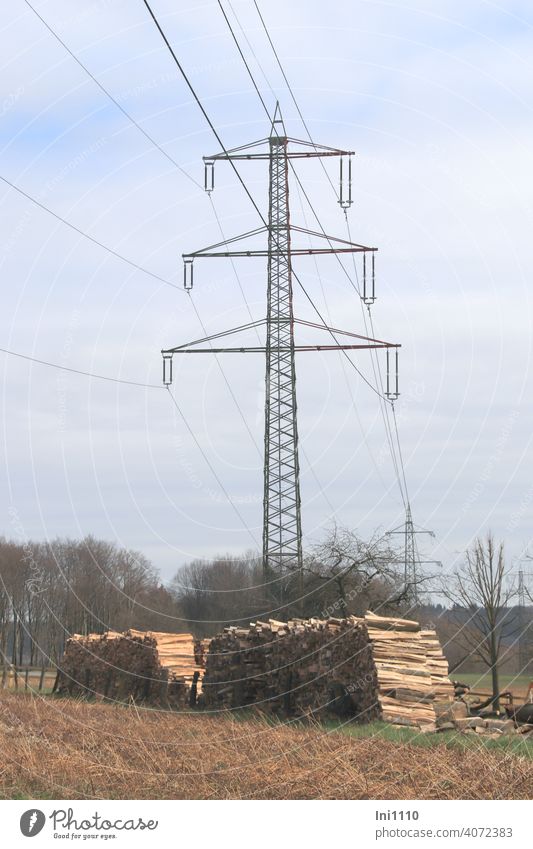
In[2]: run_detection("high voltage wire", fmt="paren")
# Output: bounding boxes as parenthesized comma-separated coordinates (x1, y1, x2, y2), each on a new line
(218, 0, 410, 508)
(23, 1, 272, 460)
(22, 0, 201, 191)
(141, 0, 268, 228)
(217, 0, 400, 415)
(216, 0, 272, 118)
(0, 345, 162, 388)
(165, 386, 259, 547)
(248, 0, 410, 502)
(17, 2, 271, 473)
(220, 0, 397, 504)
(255, 0, 410, 510)
(251, 0, 338, 200)
(242, 0, 410, 500)
(6, 0, 352, 558)
(0, 174, 181, 291)
(25, 0, 324, 495)
(186, 292, 263, 458)
(12, 2, 410, 546)
(137, 0, 399, 521)
(141, 0, 389, 404)
(16, 0, 334, 523)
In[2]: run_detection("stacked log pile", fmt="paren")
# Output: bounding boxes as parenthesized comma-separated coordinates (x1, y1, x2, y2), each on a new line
(202, 617, 381, 722)
(56, 630, 202, 707)
(56, 617, 453, 724)
(364, 613, 454, 725)
(420, 629, 455, 702)
(202, 612, 453, 725)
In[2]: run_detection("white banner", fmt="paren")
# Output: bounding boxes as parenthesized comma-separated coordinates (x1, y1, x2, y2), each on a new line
(1, 799, 531, 848)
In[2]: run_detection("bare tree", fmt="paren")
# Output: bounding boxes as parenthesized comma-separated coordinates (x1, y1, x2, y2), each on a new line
(443, 533, 517, 711)
(303, 525, 405, 618)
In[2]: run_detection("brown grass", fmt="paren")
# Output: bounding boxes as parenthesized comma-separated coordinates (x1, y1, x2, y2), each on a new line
(0, 692, 530, 800)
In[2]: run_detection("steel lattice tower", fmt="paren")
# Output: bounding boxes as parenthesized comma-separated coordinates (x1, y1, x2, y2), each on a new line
(263, 112, 302, 577)
(162, 105, 400, 593)
(387, 503, 439, 603)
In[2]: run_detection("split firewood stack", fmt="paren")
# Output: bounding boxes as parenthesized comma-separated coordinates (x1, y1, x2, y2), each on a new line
(364, 613, 454, 725)
(55, 614, 453, 724)
(420, 628, 456, 702)
(202, 612, 453, 725)
(55, 630, 203, 707)
(201, 617, 382, 721)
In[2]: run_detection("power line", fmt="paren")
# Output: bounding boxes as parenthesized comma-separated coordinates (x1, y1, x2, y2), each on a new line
(217, 2, 397, 503)
(251, 0, 338, 199)
(243, 0, 410, 508)
(22, 0, 201, 190)
(217, 0, 272, 118)
(187, 292, 263, 457)
(290, 168, 396, 501)
(217, 1, 399, 411)
(213, 4, 393, 405)
(142, 0, 412, 556)
(165, 386, 259, 547)
(141, 0, 391, 404)
(20, 0, 305, 523)
(0, 345, 162, 388)
(141, 0, 267, 228)
(0, 173, 181, 291)
(10, 1, 307, 552)
(22, 2, 279, 465)
(140, 0, 406, 575)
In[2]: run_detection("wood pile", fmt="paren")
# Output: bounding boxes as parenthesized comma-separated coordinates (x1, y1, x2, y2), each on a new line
(202, 617, 381, 722)
(420, 629, 455, 702)
(202, 612, 453, 726)
(56, 630, 203, 707)
(364, 613, 454, 725)
(55, 616, 453, 725)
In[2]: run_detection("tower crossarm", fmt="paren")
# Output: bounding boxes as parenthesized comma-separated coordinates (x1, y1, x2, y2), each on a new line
(162, 318, 399, 356)
(183, 228, 375, 260)
(204, 137, 354, 162)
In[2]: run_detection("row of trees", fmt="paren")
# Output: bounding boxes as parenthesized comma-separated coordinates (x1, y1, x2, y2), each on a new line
(0, 536, 176, 669)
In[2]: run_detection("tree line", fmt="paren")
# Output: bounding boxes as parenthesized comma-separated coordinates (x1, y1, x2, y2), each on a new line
(0, 536, 176, 671)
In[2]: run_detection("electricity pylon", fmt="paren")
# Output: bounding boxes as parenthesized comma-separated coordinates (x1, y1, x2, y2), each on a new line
(387, 503, 439, 603)
(162, 105, 400, 595)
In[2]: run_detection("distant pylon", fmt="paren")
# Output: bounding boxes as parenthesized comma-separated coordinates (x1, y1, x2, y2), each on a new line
(387, 503, 439, 603)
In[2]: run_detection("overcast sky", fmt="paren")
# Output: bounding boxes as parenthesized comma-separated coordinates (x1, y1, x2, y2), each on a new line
(1, 0, 533, 584)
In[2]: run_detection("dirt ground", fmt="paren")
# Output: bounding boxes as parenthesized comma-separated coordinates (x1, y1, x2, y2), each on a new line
(0, 692, 531, 800)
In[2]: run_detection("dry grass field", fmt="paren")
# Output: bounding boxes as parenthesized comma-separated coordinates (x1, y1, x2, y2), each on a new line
(0, 692, 532, 800)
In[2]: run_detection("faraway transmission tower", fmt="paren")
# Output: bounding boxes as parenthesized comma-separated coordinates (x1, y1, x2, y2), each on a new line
(387, 504, 440, 603)
(162, 105, 400, 590)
